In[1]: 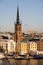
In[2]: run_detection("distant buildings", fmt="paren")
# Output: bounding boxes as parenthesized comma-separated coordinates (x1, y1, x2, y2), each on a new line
(0, 32, 43, 55)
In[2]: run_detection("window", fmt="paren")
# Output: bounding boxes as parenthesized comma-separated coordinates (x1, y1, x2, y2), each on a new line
(15, 26, 17, 31)
(19, 27, 21, 31)
(19, 32, 20, 34)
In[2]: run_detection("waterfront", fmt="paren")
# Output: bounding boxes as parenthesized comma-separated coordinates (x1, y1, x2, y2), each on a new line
(0, 59, 43, 65)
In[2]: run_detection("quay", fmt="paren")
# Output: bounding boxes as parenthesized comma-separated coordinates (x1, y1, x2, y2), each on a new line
(5, 55, 34, 60)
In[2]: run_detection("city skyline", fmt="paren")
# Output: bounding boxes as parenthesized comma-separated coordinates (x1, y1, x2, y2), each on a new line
(0, 0, 43, 33)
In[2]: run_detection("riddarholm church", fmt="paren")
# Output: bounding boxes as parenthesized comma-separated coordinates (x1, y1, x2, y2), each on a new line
(14, 6, 22, 43)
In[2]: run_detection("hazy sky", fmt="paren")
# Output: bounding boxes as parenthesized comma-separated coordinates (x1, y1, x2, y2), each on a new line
(0, 0, 43, 32)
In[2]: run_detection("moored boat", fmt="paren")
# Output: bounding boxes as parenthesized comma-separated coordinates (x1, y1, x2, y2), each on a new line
(29, 50, 43, 59)
(32, 54, 43, 59)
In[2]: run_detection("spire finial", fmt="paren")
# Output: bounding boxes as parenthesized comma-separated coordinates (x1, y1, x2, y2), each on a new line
(16, 5, 20, 24)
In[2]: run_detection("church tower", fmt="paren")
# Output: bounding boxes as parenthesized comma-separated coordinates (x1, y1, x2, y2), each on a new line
(14, 6, 22, 43)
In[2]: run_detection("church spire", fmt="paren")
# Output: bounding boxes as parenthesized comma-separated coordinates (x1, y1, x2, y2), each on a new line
(14, 6, 22, 43)
(16, 6, 20, 24)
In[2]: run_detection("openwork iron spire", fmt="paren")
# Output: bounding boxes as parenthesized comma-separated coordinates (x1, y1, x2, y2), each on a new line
(16, 6, 20, 24)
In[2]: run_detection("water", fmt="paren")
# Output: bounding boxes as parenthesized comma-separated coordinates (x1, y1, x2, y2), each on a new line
(0, 59, 43, 65)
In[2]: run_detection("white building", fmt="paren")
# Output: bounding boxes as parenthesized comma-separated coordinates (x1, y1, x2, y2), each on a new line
(0, 39, 8, 51)
(0, 39, 16, 54)
(7, 39, 16, 54)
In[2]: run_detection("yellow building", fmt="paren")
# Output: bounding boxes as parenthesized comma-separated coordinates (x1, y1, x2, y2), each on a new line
(16, 41, 37, 55)
(20, 42, 28, 55)
(16, 42, 28, 55)
(29, 42, 37, 51)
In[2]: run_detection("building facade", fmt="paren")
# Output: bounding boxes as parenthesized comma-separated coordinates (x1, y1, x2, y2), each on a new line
(16, 42, 28, 55)
(29, 42, 37, 51)
(0, 39, 8, 51)
(0, 39, 16, 54)
(37, 41, 43, 51)
(7, 39, 16, 54)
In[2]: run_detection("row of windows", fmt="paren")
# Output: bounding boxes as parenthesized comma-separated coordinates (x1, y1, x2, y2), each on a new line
(21, 48, 27, 50)
(30, 44, 37, 45)
(21, 47, 27, 49)
(30, 45, 37, 47)
(21, 44, 27, 46)
(30, 47, 37, 48)
(21, 46, 27, 47)
(21, 50, 27, 52)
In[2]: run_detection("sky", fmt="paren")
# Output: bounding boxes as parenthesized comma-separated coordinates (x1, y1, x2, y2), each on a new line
(0, 0, 43, 33)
